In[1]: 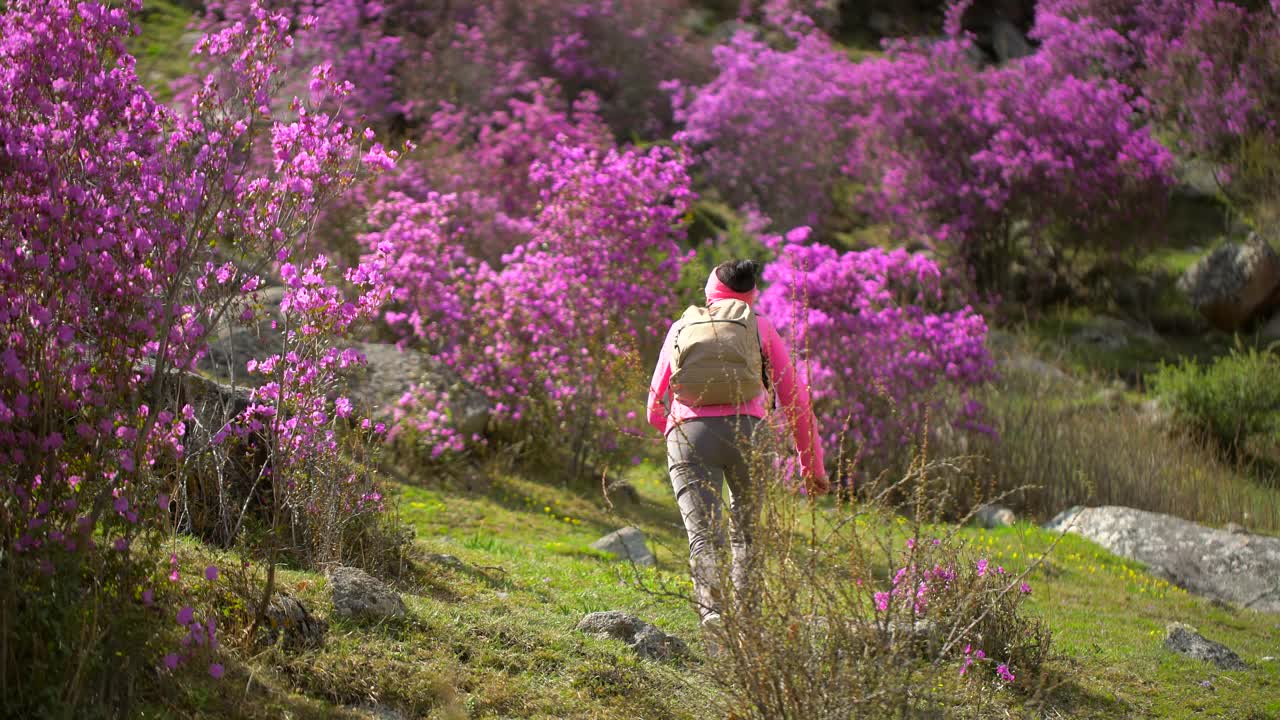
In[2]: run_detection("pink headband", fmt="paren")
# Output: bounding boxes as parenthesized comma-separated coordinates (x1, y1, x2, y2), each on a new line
(705, 269, 758, 305)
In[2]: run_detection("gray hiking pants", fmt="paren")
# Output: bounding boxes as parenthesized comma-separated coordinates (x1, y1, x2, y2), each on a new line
(666, 416, 763, 621)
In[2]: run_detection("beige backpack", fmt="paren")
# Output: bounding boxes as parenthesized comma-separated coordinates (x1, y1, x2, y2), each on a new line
(669, 300, 766, 406)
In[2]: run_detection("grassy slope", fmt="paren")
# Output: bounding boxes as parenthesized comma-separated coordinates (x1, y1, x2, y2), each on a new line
(124, 7, 1277, 718)
(153, 460, 1280, 719)
(129, 0, 193, 102)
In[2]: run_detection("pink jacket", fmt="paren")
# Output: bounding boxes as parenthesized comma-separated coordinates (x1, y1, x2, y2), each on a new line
(647, 273, 826, 479)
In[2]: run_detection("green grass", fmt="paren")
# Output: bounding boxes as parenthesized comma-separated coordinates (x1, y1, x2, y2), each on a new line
(129, 0, 194, 101)
(971, 525, 1280, 719)
(1021, 305, 1230, 385)
(142, 456, 1280, 719)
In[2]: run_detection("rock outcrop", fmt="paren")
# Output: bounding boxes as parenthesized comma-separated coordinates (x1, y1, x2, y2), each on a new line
(974, 504, 1016, 529)
(1177, 235, 1280, 331)
(576, 611, 687, 661)
(1046, 506, 1280, 612)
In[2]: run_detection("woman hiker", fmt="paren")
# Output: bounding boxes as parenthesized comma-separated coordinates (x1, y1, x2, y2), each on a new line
(646, 259, 828, 636)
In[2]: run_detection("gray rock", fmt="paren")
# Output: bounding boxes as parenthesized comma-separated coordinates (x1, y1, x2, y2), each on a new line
(1177, 234, 1280, 331)
(576, 611, 687, 661)
(885, 619, 943, 659)
(590, 527, 655, 566)
(1175, 158, 1227, 200)
(197, 287, 490, 435)
(351, 704, 410, 720)
(261, 593, 327, 650)
(349, 343, 490, 435)
(604, 478, 641, 508)
(1002, 352, 1072, 384)
(974, 504, 1016, 529)
(1137, 398, 1172, 427)
(1072, 316, 1130, 351)
(868, 11, 894, 35)
(991, 19, 1033, 61)
(1164, 622, 1248, 670)
(424, 553, 465, 569)
(328, 566, 407, 621)
(199, 286, 286, 387)
(1046, 506, 1280, 612)
(1259, 312, 1280, 344)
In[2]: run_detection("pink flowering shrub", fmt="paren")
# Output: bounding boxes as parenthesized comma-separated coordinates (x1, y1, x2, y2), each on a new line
(870, 538, 1049, 687)
(1033, 0, 1280, 212)
(186, 0, 707, 139)
(407, 82, 613, 264)
(365, 141, 693, 471)
(670, 24, 859, 233)
(756, 230, 996, 475)
(0, 0, 395, 708)
(842, 5, 1174, 290)
(674, 2, 1173, 289)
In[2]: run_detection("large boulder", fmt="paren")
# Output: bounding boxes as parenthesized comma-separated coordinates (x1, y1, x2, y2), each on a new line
(328, 566, 407, 621)
(576, 611, 688, 661)
(196, 285, 490, 434)
(1165, 622, 1248, 670)
(990, 18, 1033, 61)
(1177, 235, 1280, 331)
(346, 343, 489, 436)
(1046, 506, 1280, 612)
(590, 527, 655, 566)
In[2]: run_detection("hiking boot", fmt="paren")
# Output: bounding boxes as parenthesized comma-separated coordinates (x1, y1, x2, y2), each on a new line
(701, 612, 727, 660)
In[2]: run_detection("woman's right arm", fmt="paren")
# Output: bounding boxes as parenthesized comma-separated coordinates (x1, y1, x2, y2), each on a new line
(759, 317, 827, 489)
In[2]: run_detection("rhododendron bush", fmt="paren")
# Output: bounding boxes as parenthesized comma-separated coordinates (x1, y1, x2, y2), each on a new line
(757, 231, 996, 474)
(0, 0, 396, 707)
(676, 3, 1175, 290)
(1033, 0, 1280, 217)
(188, 0, 707, 139)
(844, 28, 1175, 290)
(670, 24, 859, 234)
(365, 141, 693, 472)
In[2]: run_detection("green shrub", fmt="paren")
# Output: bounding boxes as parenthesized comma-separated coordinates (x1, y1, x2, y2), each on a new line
(1150, 347, 1280, 456)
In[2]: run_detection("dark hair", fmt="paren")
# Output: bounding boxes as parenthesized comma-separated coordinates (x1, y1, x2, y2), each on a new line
(715, 259, 763, 293)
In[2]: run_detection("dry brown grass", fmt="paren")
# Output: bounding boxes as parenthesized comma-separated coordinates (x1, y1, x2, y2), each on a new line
(960, 366, 1280, 533)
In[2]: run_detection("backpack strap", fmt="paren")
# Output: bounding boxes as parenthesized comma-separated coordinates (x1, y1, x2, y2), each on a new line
(756, 323, 777, 411)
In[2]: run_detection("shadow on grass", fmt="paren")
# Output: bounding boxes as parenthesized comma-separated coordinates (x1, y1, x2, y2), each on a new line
(1027, 670, 1138, 719)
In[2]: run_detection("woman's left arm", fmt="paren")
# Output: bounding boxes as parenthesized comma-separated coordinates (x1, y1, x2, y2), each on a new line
(646, 324, 677, 435)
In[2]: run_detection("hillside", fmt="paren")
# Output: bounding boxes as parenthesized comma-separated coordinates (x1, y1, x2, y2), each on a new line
(143, 457, 1280, 719)
(6, 0, 1280, 718)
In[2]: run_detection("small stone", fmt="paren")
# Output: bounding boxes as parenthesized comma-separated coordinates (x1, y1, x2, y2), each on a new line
(590, 527, 655, 566)
(425, 553, 465, 569)
(261, 593, 327, 650)
(1164, 622, 1248, 670)
(1260, 313, 1280, 344)
(974, 504, 1016, 529)
(604, 478, 641, 508)
(328, 566, 406, 621)
(576, 611, 687, 661)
